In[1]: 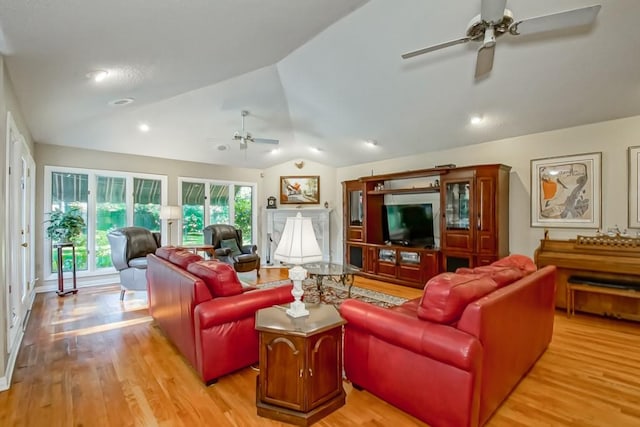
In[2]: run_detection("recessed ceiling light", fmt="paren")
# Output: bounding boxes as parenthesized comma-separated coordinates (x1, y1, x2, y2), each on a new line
(108, 98, 134, 106)
(138, 123, 150, 133)
(270, 148, 280, 154)
(470, 115, 483, 125)
(87, 70, 109, 82)
(217, 144, 230, 151)
(365, 139, 378, 147)
(310, 147, 323, 153)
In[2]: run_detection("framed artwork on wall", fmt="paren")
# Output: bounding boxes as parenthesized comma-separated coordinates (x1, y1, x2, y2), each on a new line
(628, 146, 640, 228)
(530, 152, 602, 228)
(280, 176, 320, 205)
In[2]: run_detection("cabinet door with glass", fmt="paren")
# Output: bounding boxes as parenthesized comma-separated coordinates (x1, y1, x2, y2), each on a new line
(343, 180, 364, 242)
(440, 171, 474, 253)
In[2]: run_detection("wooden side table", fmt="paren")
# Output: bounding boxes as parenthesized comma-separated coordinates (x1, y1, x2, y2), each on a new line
(255, 304, 345, 426)
(55, 242, 78, 297)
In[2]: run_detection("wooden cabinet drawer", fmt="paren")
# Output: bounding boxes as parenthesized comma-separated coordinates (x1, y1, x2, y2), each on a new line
(444, 233, 472, 251)
(377, 261, 396, 277)
(347, 227, 363, 241)
(397, 265, 421, 282)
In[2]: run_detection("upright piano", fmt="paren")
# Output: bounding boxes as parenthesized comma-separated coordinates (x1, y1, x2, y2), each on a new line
(535, 235, 640, 321)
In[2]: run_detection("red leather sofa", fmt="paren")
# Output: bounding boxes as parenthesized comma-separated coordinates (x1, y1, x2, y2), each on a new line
(340, 255, 556, 427)
(146, 247, 293, 384)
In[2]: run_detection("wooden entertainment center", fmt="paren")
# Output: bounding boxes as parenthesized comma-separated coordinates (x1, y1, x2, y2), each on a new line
(343, 164, 511, 288)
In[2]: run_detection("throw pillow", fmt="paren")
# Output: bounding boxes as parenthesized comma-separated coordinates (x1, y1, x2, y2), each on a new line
(187, 260, 243, 297)
(221, 238, 242, 256)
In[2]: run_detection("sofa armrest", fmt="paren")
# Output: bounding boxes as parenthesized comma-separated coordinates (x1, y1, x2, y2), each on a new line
(241, 244, 258, 254)
(340, 299, 481, 372)
(196, 284, 293, 329)
(214, 247, 231, 257)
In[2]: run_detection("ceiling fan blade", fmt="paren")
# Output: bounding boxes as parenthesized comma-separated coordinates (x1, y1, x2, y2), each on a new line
(253, 138, 279, 145)
(509, 5, 601, 36)
(475, 44, 495, 78)
(401, 36, 472, 59)
(481, 0, 507, 24)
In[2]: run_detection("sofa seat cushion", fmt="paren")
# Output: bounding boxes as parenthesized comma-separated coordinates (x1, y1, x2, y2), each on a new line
(168, 250, 203, 269)
(187, 260, 244, 297)
(128, 257, 148, 269)
(417, 273, 497, 324)
(491, 254, 536, 274)
(235, 253, 258, 263)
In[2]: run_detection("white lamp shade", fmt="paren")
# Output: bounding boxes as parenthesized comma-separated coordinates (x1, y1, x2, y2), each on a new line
(274, 213, 323, 264)
(160, 205, 182, 220)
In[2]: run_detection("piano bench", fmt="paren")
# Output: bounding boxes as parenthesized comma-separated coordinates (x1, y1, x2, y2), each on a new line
(566, 276, 640, 317)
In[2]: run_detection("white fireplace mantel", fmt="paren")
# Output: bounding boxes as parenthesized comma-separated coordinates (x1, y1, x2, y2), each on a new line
(262, 208, 332, 265)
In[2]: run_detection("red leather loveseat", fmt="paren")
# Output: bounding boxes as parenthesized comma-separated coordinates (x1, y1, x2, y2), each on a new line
(146, 247, 293, 384)
(340, 255, 556, 427)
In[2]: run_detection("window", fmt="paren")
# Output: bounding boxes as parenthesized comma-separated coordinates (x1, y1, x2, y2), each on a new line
(45, 167, 167, 279)
(180, 179, 257, 245)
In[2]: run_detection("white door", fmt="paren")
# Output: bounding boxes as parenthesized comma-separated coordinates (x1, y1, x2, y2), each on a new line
(6, 113, 35, 350)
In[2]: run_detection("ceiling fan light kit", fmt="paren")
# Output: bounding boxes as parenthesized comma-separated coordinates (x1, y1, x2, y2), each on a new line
(232, 110, 279, 150)
(401, 0, 601, 79)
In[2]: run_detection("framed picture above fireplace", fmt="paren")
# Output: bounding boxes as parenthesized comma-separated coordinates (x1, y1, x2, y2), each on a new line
(280, 176, 320, 205)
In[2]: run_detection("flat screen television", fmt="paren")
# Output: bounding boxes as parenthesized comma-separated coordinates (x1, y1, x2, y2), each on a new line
(383, 203, 435, 248)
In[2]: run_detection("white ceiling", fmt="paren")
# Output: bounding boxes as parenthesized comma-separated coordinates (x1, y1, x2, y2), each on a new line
(1, 0, 639, 169)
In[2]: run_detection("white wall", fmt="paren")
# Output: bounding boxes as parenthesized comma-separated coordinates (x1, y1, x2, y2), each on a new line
(1, 58, 37, 386)
(261, 158, 339, 260)
(335, 115, 640, 262)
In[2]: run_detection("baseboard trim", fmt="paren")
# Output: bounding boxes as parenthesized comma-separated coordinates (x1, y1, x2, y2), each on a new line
(0, 315, 26, 392)
(36, 274, 120, 293)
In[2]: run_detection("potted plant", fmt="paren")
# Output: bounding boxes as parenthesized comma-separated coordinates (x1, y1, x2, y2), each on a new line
(45, 206, 86, 243)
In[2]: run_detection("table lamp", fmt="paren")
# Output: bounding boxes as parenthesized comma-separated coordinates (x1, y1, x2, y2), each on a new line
(274, 212, 323, 317)
(159, 205, 182, 245)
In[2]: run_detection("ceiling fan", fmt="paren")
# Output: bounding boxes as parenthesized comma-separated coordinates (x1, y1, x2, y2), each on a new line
(401, 0, 601, 79)
(233, 110, 279, 150)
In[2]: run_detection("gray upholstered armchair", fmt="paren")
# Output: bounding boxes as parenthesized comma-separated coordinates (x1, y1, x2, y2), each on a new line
(203, 224, 260, 276)
(107, 227, 161, 300)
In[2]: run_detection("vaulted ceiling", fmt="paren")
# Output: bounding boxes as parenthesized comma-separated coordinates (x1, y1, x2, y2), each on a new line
(1, 1, 639, 169)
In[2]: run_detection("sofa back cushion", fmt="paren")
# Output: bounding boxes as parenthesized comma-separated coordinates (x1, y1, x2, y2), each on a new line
(155, 246, 178, 260)
(168, 250, 203, 269)
(491, 254, 536, 274)
(187, 260, 244, 297)
(417, 273, 498, 324)
(461, 265, 525, 289)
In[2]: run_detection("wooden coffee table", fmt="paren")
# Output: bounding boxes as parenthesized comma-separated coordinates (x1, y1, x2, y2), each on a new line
(255, 304, 345, 426)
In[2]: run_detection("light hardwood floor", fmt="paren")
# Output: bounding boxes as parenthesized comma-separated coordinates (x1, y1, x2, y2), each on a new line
(1, 269, 639, 426)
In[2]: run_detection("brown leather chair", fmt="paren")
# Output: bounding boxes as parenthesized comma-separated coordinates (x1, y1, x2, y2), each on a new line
(203, 224, 260, 276)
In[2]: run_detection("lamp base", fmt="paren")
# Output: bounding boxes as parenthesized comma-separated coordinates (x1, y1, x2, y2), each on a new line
(286, 300, 309, 318)
(286, 266, 309, 318)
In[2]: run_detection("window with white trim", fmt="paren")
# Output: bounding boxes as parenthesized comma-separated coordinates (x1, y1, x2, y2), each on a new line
(179, 178, 257, 245)
(44, 166, 167, 279)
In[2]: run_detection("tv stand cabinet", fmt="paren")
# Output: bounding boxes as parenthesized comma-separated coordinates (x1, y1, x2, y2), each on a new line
(343, 164, 510, 287)
(374, 244, 439, 288)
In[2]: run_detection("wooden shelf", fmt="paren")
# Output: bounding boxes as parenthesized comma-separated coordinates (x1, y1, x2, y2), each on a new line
(359, 167, 453, 182)
(367, 186, 440, 195)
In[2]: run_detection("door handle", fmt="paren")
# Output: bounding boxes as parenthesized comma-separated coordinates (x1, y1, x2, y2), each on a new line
(21, 242, 28, 248)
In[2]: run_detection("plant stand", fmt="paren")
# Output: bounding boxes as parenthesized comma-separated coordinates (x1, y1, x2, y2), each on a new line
(55, 242, 78, 297)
